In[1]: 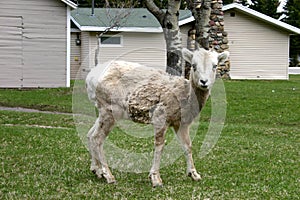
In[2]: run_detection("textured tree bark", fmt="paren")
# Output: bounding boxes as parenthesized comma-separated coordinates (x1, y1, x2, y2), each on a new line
(146, 0, 183, 76)
(187, 0, 212, 50)
(187, 0, 230, 79)
(183, 0, 211, 79)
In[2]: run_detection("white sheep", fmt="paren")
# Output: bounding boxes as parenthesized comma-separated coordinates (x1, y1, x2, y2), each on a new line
(86, 48, 229, 187)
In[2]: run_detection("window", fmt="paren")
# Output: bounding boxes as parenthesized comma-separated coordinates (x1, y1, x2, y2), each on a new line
(230, 12, 236, 17)
(100, 35, 123, 47)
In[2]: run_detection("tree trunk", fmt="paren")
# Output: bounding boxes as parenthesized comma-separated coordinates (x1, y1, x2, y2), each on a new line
(146, 0, 183, 76)
(184, 0, 211, 79)
(187, 0, 212, 50)
(186, 0, 230, 79)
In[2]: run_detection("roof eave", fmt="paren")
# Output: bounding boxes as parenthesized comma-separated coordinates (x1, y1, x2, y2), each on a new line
(61, 0, 77, 9)
(71, 18, 163, 33)
(71, 16, 81, 29)
(179, 16, 194, 26)
(80, 27, 163, 33)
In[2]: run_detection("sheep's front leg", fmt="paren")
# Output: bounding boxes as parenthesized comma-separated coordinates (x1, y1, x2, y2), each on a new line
(176, 125, 201, 181)
(149, 125, 167, 187)
(88, 109, 116, 184)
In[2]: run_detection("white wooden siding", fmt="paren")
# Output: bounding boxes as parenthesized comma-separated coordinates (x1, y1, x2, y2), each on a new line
(90, 32, 166, 71)
(224, 10, 289, 80)
(181, 24, 191, 49)
(71, 31, 193, 79)
(71, 32, 81, 79)
(0, 0, 68, 88)
(79, 31, 91, 78)
(0, 16, 23, 87)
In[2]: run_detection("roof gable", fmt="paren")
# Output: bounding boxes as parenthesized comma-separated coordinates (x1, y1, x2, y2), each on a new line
(222, 3, 300, 34)
(179, 3, 300, 35)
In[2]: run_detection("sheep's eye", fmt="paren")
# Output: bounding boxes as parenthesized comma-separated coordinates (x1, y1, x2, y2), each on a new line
(192, 64, 197, 71)
(212, 64, 218, 70)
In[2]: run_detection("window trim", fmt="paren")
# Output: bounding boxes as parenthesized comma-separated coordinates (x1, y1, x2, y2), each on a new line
(100, 34, 123, 47)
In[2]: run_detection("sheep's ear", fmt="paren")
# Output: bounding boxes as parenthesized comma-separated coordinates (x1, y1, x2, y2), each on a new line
(182, 48, 193, 64)
(218, 51, 229, 64)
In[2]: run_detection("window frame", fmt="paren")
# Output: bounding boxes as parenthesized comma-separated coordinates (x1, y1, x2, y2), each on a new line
(99, 34, 123, 47)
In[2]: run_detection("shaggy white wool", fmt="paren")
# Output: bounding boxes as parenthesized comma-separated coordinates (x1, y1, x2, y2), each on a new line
(86, 48, 229, 187)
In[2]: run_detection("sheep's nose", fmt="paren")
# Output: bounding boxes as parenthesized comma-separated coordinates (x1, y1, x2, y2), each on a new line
(200, 79, 208, 85)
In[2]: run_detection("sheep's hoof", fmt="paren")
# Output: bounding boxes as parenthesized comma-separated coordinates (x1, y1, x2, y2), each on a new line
(102, 170, 116, 184)
(188, 170, 201, 181)
(104, 175, 116, 184)
(149, 172, 163, 188)
(91, 167, 104, 179)
(90, 165, 98, 173)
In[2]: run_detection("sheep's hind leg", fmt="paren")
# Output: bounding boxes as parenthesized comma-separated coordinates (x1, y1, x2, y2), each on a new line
(149, 124, 167, 187)
(88, 109, 116, 184)
(87, 118, 103, 178)
(175, 125, 201, 181)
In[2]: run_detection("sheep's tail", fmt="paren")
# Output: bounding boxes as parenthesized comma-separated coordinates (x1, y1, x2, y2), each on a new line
(85, 66, 103, 106)
(85, 72, 97, 106)
(85, 61, 112, 106)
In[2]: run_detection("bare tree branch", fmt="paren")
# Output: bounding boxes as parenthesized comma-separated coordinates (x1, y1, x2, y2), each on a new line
(94, 2, 135, 67)
(145, 0, 165, 25)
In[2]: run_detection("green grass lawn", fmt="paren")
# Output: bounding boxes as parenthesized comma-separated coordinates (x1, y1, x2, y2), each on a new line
(0, 87, 73, 113)
(0, 76, 299, 199)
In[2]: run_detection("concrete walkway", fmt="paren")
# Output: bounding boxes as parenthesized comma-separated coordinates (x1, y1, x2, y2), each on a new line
(0, 106, 74, 130)
(0, 106, 72, 115)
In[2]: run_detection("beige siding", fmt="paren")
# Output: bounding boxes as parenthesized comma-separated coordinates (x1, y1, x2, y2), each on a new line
(181, 24, 192, 49)
(89, 32, 166, 71)
(79, 31, 91, 78)
(224, 10, 289, 80)
(0, 16, 23, 87)
(71, 32, 81, 79)
(71, 30, 195, 79)
(0, 0, 68, 88)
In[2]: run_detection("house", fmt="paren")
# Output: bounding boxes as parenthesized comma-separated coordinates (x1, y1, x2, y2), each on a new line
(70, 8, 168, 79)
(222, 3, 300, 79)
(71, 3, 300, 80)
(0, 0, 77, 88)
